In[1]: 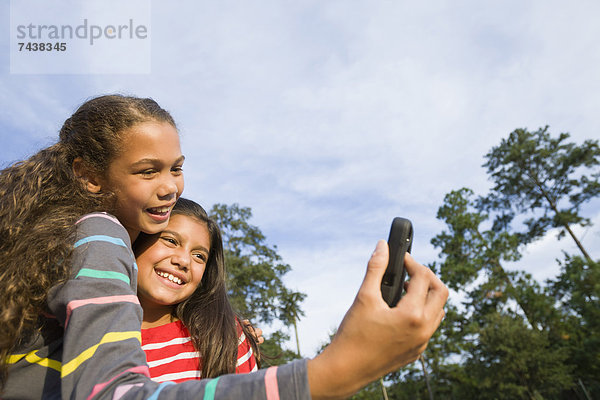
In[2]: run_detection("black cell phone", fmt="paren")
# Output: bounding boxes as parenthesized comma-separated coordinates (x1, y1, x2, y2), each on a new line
(381, 217, 413, 307)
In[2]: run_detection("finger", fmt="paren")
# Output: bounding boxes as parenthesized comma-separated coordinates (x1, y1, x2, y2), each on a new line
(360, 240, 389, 293)
(403, 254, 448, 322)
(424, 272, 449, 317)
(423, 307, 446, 340)
(401, 253, 431, 308)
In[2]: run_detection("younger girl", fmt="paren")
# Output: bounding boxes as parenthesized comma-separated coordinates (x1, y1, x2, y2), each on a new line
(134, 198, 260, 383)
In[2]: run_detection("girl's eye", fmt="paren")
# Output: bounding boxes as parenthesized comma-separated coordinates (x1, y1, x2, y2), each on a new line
(160, 236, 177, 246)
(172, 165, 184, 175)
(193, 252, 207, 262)
(138, 169, 157, 177)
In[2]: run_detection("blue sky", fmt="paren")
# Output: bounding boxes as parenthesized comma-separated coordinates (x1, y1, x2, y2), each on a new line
(2, 1, 600, 357)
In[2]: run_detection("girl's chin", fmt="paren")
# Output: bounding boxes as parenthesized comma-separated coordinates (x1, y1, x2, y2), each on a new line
(141, 220, 170, 235)
(151, 299, 180, 308)
(143, 299, 178, 309)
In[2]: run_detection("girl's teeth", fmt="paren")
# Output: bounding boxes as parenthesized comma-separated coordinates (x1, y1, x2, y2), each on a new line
(149, 206, 170, 214)
(156, 271, 183, 285)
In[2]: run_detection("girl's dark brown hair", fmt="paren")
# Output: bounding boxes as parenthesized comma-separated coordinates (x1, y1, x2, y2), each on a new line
(135, 197, 261, 378)
(0, 94, 176, 383)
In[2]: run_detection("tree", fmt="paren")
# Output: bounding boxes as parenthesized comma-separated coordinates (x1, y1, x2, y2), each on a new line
(481, 126, 600, 396)
(457, 312, 571, 399)
(278, 289, 305, 357)
(430, 188, 548, 330)
(427, 186, 585, 397)
(482, 126, 600, 261)
(548, 255, 600, 395)
(209, 203, 306, 361)
(258, 330, 300, 367)
(425, 126, 600, 398)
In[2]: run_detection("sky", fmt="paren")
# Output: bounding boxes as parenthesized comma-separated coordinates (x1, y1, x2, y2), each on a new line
(2, 0, 599, 358)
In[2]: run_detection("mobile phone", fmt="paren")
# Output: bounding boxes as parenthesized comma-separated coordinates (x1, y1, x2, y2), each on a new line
(381, 217, 413, 307)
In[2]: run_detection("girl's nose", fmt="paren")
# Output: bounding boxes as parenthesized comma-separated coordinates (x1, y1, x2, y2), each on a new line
(171, 250, 189, 272)
(158, 175, 179, 199)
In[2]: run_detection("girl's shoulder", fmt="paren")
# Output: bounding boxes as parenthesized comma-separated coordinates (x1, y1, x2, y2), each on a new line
(73, 212, 130, 246)
(75, 212, 124, 229)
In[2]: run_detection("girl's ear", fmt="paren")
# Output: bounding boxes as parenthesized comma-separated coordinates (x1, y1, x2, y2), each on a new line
(72, 157, 103, 193)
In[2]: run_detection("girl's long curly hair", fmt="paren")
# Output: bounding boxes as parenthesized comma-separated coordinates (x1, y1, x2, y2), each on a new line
(135, 198, 261, 378)
(0, 94, 176, 382)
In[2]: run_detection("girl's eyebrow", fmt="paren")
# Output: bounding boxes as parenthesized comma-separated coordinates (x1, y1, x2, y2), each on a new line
(130, 155, 185, 167)
(161, 229, 181, 241)
(194, 245, 210, 254)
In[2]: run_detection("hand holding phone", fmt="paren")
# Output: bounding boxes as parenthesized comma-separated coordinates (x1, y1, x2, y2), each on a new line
(380, 217, 413, 307)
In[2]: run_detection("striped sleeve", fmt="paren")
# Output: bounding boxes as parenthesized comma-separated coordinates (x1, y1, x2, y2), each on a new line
(46, 212, 154, 399)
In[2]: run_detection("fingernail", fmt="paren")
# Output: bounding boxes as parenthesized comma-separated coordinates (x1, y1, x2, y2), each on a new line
(372, 240, 384, 255)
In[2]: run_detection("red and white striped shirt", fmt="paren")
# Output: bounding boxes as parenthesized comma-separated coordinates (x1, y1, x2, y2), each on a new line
(141, 319, 258, 383)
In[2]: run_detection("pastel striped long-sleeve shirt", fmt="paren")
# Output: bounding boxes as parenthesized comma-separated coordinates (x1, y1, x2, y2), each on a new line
(3, 212, 309, 400)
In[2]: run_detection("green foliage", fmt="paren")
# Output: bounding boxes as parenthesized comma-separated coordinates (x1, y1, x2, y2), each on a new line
(482, 126, 600, 259)
(548, 255, 600, 394)
(431, 187, 522, 291)
(259, 330, 300, 367)
(410, 127, 600, 399)
(458, 313, 572, 399)
(349, 380, 385, 400)
(431, 188, 546, 330)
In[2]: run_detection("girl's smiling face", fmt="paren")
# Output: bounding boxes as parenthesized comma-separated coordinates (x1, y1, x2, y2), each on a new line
(101, 121, 185, 241)
(135, 214, 211, 326)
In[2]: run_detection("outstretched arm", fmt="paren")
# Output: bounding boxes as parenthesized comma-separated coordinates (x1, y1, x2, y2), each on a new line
(308, 240, 448, 399)
(5, 216, 444, 400)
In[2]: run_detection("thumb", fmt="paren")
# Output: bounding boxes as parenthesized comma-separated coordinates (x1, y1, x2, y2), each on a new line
(360, 240, 389, 293)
